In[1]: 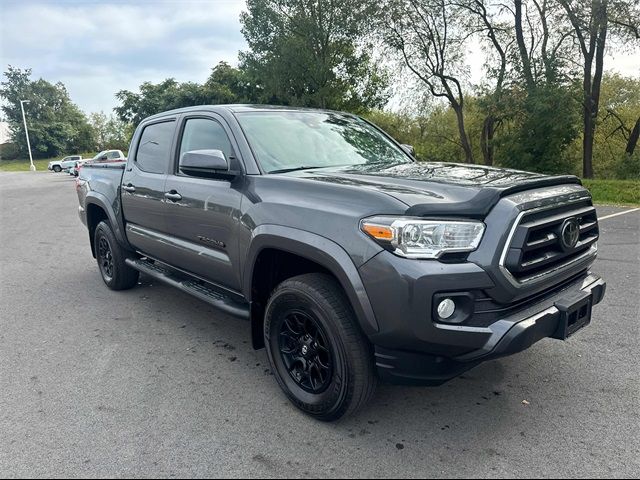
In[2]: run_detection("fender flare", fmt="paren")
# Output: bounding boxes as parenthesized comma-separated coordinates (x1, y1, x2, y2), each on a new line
(84, 191, 132, 255)
(243, 225, 379, 337)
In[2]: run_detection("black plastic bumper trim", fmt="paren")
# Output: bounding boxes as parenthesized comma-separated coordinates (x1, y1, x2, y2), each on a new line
(374, 275, 606, 386)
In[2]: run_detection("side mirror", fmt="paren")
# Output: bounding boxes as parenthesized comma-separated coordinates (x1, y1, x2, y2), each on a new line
(180, 149, 236, 178)
(100, 155, 108, 161)
(400, 144, 415, 156)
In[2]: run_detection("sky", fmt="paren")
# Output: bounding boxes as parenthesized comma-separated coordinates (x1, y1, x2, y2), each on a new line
(0, 0, 247, 114)
(0, 0, 638, 116)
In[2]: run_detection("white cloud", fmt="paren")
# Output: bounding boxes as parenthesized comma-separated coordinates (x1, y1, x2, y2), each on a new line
(1, 0, 248, 113)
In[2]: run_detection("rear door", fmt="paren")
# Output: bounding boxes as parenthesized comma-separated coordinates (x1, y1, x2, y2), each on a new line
(121, 118, 177, 261)
(162, 114, 244, 291)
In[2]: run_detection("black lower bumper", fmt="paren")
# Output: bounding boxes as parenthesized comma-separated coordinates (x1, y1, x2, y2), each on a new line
(374, 274, 606, 386)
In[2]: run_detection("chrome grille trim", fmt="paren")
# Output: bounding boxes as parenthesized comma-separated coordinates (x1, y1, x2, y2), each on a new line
(499, 198, 599, 285)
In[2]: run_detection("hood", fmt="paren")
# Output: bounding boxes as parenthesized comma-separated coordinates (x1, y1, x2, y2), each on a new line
(287, 162, 581, 217)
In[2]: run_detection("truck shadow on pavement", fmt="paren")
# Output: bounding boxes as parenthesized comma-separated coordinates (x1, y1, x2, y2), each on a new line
(97, 271, 552, 455)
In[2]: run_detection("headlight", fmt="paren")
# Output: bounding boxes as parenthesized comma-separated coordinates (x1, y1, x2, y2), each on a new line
(361, 216, 485, 259)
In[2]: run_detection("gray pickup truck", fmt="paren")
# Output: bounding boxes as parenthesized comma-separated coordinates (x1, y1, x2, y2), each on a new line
(76, 105, 606, 421)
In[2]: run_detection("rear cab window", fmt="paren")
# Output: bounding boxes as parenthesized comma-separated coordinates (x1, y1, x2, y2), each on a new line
(135, 121, 175, 174)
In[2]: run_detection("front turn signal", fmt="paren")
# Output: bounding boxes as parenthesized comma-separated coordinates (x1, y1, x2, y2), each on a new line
(361, 222, 395, 241)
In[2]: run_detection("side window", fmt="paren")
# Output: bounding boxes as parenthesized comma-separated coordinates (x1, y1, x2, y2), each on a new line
(136, 121, 175, 174)
(178, 118, 232, 165)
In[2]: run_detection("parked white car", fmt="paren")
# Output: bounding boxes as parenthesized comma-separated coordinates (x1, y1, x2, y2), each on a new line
(85, 150, 126, 164)
(48, 155, 83, 173)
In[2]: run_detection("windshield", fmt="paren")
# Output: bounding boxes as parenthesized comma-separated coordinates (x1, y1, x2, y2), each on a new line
(236, 111, 411, 173)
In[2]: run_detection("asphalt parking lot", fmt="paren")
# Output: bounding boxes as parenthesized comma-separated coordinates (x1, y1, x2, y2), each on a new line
(0, 171, 638, 478)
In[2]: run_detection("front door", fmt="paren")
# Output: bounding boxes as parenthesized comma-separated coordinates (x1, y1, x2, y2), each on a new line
(162, 115, 244, 291)
(121, 118, 176, 261)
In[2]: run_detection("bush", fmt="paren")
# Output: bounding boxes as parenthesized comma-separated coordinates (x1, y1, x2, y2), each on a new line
(615, 153, 640, 180)
(494, 84, 580, 174)
(0, 142, 20, 160)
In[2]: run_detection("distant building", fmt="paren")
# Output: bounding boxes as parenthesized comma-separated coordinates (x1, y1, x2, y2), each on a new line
(0, 122, 10, 144)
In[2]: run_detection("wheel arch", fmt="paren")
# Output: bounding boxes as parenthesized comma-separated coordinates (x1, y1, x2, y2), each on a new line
(244, 225, 379, 349)
(85, 192, 130, 257)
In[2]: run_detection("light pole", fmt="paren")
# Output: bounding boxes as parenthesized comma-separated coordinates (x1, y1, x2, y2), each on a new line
(20, 100, 35, 171)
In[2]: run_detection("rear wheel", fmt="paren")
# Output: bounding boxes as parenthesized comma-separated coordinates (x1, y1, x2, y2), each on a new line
(53, 165, 61, 173)
(94, 221, 139, 290)
(264, 273, 376, 421)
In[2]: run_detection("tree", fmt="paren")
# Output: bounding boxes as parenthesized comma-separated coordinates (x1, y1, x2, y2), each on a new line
(588, 74, 640, 178)
(454, 0, 513, 165)
(495, 83, 580, 174)
(0, 66, 94, 158)
(89, 112, 133, 151)
(115, 62, 256, 125)
(558, 0, 640, 178)
(239, 0, 389, 112)
(382, 0, 476, 163)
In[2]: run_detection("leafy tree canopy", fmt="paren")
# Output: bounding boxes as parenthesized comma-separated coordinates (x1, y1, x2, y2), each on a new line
(239, 0, 390, 112)
(114, 62, 258, 125)
(0, 66, 94, 158)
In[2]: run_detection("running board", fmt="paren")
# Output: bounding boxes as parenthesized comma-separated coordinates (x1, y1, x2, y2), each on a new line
(125, 258, 249, 319)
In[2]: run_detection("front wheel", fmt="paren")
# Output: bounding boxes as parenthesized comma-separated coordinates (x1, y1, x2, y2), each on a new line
(53, 165, 61, 173)
(264, 273, 376, 421)
(94, 221, 139, 290)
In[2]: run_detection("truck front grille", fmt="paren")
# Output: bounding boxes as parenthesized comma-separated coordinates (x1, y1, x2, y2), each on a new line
(503, 201, 599, 283)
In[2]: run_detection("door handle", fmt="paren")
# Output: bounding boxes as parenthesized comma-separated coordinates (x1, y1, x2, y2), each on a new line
(164, 191, 182, 202)
(122, 184, 136, 192)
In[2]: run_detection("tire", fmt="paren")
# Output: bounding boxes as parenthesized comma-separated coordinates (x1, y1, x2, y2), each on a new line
(264, 273, 376, 421)
(94, 220, 139, 290)
(53, 165, 61, 173)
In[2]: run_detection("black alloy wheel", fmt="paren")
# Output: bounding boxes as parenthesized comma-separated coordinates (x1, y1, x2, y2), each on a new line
(264, 273, 376, 421)
(93, 220, 139, 290)
(97, 235, 114, 282)
(278, 309, 333, 394)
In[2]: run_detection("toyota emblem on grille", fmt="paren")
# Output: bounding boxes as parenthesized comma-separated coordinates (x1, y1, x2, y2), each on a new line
(560, 218, 580, 250)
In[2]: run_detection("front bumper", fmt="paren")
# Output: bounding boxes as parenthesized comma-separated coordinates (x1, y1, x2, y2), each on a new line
(371, 272, 605, 385)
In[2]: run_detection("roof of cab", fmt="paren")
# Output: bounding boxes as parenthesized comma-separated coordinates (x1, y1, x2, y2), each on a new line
(143, 104, 344, 122)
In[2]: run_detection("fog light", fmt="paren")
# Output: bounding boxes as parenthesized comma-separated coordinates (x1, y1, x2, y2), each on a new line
(437, 298, 456, 319)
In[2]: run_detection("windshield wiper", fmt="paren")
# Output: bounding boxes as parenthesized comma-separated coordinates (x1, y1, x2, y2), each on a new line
(268, 166, 326, 174)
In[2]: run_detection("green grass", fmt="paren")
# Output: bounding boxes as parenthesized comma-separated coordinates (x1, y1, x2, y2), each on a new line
(0, 153, 98, 172)
(0, 158, 54, 172)
(582, 179, 640, 207)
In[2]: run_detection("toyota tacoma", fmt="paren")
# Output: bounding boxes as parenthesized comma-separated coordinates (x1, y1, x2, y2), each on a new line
(76, 105, 606, 421)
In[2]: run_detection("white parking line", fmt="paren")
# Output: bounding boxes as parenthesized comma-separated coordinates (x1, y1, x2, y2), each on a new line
(598, 208, 640, 221)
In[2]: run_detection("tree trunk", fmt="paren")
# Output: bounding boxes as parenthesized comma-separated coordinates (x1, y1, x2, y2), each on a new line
(582, 61, 595, 179)
(582, 0, 608, 179)
(453, 103, 474, 164)
(514, 0, 535, 90)
(582, 114, 595, 178)
(481, 115, 495, 166)
(627, 117, 640, 155)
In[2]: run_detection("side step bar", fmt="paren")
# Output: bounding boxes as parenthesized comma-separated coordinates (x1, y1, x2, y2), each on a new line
(125, 258, 249, 319)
